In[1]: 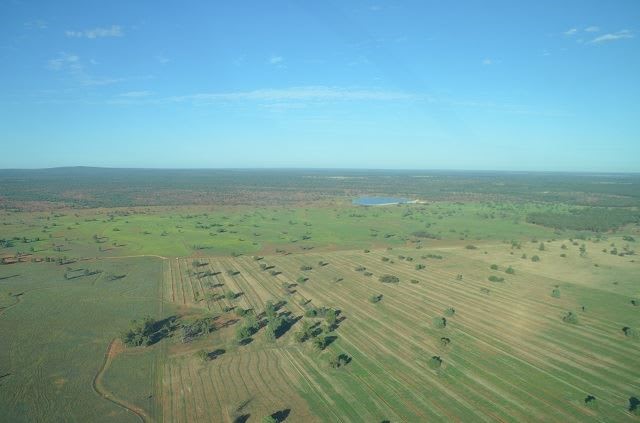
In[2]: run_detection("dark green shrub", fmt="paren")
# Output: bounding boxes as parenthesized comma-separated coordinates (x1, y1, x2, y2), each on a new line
(379, 274, 399, 283)
(433, 316, 447, 329)
(584, 395, 596, 408)
(370, 294, 383, 303)
(562, 311, 578, 324)
(428, 356, 442, 369)
(328, 353, 351, 368)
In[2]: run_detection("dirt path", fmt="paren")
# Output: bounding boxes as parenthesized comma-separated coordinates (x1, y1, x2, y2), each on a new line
(94, 254, 169, 260)
(93, 339, 152, 423)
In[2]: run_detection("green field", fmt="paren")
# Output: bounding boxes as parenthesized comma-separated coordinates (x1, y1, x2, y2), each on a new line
(0, 201, 566, 258)
(1, 170, 640, 422)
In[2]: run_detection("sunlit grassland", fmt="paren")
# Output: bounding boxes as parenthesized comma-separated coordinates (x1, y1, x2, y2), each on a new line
(0, 201, 563, 258)
(0, 258, 165, 423)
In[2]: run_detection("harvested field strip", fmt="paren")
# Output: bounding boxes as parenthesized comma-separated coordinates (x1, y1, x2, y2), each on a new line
(354, 251, 639, 374)
(163, 346, 319, 422)
(325, 253, 638, 405)
(278, 260, 498, 418)
(268, 252, 632, 420)
(158, 248, 638, 421)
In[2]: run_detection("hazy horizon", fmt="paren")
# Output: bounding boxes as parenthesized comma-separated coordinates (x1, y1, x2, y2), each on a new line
(1, 165, 639, 175)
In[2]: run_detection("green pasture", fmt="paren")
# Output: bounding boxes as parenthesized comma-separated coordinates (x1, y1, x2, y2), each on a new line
(0, 258, 166, 422)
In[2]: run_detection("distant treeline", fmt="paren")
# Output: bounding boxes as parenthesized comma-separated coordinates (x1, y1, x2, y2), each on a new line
(1, 167, 640, 208)
(526, 208, 640, 232)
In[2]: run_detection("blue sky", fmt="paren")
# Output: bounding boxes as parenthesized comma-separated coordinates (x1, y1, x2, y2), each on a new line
(1, 0, 639, 171)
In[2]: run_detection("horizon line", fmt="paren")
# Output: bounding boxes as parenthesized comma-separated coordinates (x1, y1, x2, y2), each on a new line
(0, 165, 638, 175)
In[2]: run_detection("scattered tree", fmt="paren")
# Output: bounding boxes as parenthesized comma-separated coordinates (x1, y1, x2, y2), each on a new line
(584, 395, 596, 408)
(428, 356, 442, 369)
(379, 274, 399, 284)
(562, 311, 579, 324)
(433, 316, 447, 329)
(370, 294, 383, 303)
(328, 353, 351, 368)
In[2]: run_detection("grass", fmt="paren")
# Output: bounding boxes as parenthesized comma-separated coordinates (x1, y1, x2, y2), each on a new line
(0, 257, 165, 422)
(1, 198, 639, 422)
(0, 201, 562, 257)
(149, 240, 640, 422)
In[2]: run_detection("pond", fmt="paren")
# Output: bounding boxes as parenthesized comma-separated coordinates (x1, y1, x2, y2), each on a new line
(353, 196, 411, 206)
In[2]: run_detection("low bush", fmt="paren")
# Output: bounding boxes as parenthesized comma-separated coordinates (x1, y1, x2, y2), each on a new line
(562, 311, 579, 324)
(433, 316, 447, 329)
(379, 274, 399, 283)
(370, 294, 383, 303)
(428, 356, 443, 369)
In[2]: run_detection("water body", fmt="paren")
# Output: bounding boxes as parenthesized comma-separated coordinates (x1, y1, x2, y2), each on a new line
(353, 196, 411, 206)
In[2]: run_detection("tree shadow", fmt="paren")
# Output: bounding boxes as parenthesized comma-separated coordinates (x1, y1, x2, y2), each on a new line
(107, 274, 126, 281)
(207, 348, 225, 360)
(0, 274, 19, 280)
(271, 408, 291, 422)
(324, 335, 338, 348)
(275, 314, 301, 339)
(238, 337, 253, 346)
(148, 315, 179, 345)
(233, 414, 250, 423)
(629, 397, 639, 413)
